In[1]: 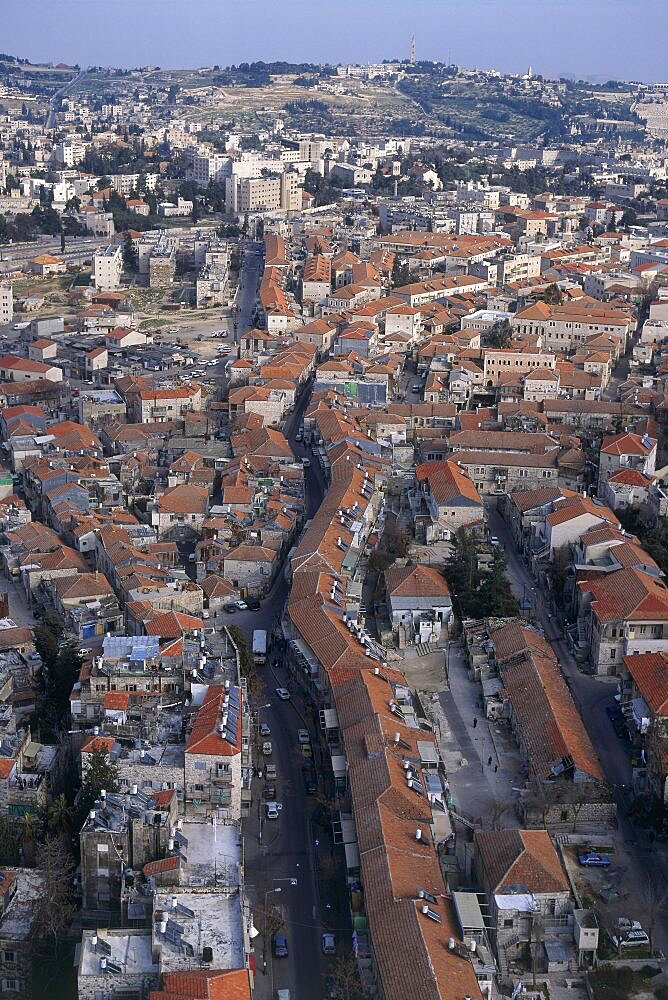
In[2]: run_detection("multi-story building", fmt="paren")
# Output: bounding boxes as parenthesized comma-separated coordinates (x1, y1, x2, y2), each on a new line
(0, 286, 13, 325)
(184, 683, 244, 819)
(93, 245, 123, 292)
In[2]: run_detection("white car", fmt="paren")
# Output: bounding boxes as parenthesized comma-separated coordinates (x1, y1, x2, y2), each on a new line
(297, 729, 310, 744)
(265, 801, 279, 820)
(233, 600, 247, 610)
(275, 687, 290, 701)
(262, 741, 273, 756)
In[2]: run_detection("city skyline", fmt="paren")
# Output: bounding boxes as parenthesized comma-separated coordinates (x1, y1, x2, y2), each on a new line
(3, 0, 668, 83)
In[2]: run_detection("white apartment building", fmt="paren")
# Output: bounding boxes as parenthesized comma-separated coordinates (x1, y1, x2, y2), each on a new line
(93, 244, 123, 292)
(52, 138, 87, 168)
(0, 286, 13, 325)
(225, 171, 301, 214)
(191, 152, 229, 185)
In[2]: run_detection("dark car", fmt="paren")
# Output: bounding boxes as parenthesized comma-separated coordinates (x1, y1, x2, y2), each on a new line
(303, 767, 317, 795)
(223, 603, 237, 614)
(273, 933, 288, 958)
(264, 784, 277, 801)
(246, 597, 261, 611)
(578, 852, 611, 867)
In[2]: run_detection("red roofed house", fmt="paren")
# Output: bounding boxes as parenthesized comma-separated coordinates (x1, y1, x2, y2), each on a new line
(621, 651, 668, 802)
(603, 467, 653, 513)
(0, 353, 63, 383)
(383, 563, 452, 644)
(415, 459, 484, 540)
(184, 684, 243, 819)
(150, 969, 251, 1000)
(598, 431, 657, 497)
(474, 829, 572, 963)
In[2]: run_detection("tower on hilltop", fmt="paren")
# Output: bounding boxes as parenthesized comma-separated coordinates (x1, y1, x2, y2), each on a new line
(409, 35, 416, 65)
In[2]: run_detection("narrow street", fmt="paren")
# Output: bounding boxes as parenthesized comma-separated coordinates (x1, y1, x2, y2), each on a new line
(486, 501, 668, 951)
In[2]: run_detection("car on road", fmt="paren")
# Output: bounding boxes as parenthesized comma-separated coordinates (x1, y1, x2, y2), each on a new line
(301, 457, 311, 468)
(490, 536, 500, 547)
(321, 932, 336, 956)
(275, 687, 290, 700)
(297, 729, 310, 744)
(232, 600, 248, 610)
(223, 603, 237, 614)
(295, 430, 303, 442)
(411, 384, 421, 392)
(578, 852, 611, 867)
(266, 802, 280, 821)
(246, 597, 261, 611)
(262, 741, 273, 756)
(265, 763, 277, 780)
(260, 723, 271, 737)
(264, 783, 277, 800)
(273, 933, 288, 957)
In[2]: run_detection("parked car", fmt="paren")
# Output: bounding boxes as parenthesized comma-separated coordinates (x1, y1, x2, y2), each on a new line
(273, 933, 288, 956)
(275, 687, 290, 701)
(265, 763, 277, 780)
(223, 603, 237, 614)
(260, 723, 271, 737)
(246, 597, 261, 611)
(265, 802, 280, 822)
(321, 933, 336, 956)
(301, 457, 311, 468)
(490, 536, 500, 547)
(264, 783, 277, 801)
(611, 929, 650, 948)
(295, 430, 303, 442)
(578, 852, 611, 867)
(297, 729, 310, 744)
(262, 741, 273, 756)
(303, 766, 317, 795)
(411, 384, 421, 392)
(232, 600, 248, 610)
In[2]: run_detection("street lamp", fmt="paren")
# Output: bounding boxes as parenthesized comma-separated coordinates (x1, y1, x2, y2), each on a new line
(262, 887, 282, 972)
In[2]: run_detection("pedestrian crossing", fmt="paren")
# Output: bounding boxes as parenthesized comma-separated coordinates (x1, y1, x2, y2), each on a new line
(415, 642, 434, 657)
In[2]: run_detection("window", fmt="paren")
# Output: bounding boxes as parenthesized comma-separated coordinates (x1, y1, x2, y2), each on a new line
(503, 919, 513, 928)
(2, 979, 21, 992)
(3, 952, 15, 965)
(194, 783, 204, 792)
(194, 761, 207, 771)
(610, 649, 616, 660)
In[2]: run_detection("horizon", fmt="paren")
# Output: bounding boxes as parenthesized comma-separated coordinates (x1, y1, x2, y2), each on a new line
(2, 0, 668, 85)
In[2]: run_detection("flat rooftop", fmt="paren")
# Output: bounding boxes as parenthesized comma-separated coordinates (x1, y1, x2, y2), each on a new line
(153, 888, 243, 972)
(78, 928, 157, 977)
(180, 819, 241, 888)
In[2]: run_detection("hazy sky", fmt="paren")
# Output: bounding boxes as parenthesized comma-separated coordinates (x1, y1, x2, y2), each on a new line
(3, 0, 667, 82)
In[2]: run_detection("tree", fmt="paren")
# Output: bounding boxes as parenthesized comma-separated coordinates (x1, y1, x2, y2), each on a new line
(621, 208, 637, 230)
(542, 282, 563, 305)
(327, 955, 372, 1000)
(487, 318, 512, 349)
(60, 230, 65, 254)
(640, 876, 668, 952)
(391, 255, 410, 289)
(78, 749, 120, 820)
(47, 793, 74, 842)
(33, 836, 76, 953)
(20, 810, 42, 865)
(123, 232, 137, 272)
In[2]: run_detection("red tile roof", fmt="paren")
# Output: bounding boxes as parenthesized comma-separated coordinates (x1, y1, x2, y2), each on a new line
(623, 652, 668, 716)
(185, 684, 242, 757)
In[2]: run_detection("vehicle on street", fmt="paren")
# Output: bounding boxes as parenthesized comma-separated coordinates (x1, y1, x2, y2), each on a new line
(302, 765, 317, 795)
(232, 600, 248, 610)
(578, 852, 611, 867)
(260, 723, 271, 737)
(297, 729, 310, 744)
(262, 741, 273, 756)
(301, 457, 311, 468)
(264, 784, 276, 801)
(247, 597, 261, 611)
(490, 536, 500, 546)
(321, 933, 336, 955)
(265, 802, 280, 821)
(276, 687, 290, 700)
(295, 430, 303, 442)
(252, 628, 267, 665)
(265, 763, 277, 780)
(223, 603, 237, 614)
(273, 933, 288, 957)
(411, 384, 421, 392)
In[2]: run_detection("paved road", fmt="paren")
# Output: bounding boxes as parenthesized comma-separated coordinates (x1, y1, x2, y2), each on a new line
(236, 383, 329, 1000)
(486, 501, 668, 949)
(45, 68, 87, 128)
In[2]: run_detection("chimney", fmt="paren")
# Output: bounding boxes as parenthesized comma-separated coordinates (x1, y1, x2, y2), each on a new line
(415, 828, 422, 841)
